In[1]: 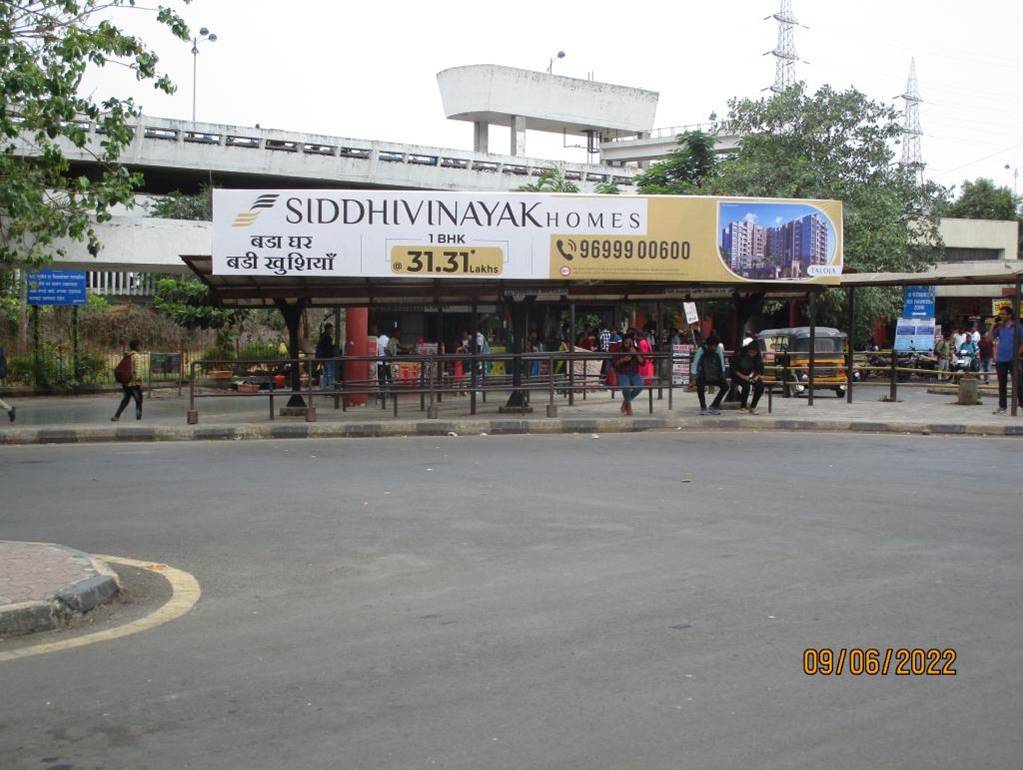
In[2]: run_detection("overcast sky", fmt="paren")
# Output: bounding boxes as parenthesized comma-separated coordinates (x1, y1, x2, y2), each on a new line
(82, 0, 1023, 194)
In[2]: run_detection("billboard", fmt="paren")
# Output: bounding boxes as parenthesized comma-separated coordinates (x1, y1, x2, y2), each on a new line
(212, 190, 843, 285)
(894, 317, 936, 353)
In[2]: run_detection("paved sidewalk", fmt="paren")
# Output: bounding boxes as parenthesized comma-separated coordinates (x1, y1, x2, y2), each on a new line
(0, 383, 1019, 444)
(0, 541, 120, 638)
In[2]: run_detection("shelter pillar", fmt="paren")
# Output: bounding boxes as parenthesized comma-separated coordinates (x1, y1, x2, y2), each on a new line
(788, 300, 800, 327)
(345, 306, 369, 406)
(500, 294, 535, 412)
(274, 298, 309, 409)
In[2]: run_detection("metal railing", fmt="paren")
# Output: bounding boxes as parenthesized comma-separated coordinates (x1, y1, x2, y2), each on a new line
(186, 351, 689, 423)
(57, 116, 640, 188)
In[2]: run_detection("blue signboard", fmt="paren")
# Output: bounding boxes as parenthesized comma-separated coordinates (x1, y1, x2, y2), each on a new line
(27, 270, 87, 306)
(894, 317, 936, 353)
(903, 285, 935, 318)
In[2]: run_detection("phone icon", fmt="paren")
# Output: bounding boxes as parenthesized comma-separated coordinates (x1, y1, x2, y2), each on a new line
(555, 239, 576, 261)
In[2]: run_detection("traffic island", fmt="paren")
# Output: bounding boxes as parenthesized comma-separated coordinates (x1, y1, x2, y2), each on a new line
(0, 541, 121, 639)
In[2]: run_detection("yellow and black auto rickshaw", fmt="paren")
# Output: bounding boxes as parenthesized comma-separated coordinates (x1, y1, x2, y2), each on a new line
(756, 327, 850, 397)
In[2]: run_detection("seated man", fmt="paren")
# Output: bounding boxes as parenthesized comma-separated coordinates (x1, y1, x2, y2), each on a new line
(731, 340, 765, 414)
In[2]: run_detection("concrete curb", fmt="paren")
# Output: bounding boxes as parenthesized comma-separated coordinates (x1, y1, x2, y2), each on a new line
(0, 545, 121, 639)
(0, 415, 1021, 446)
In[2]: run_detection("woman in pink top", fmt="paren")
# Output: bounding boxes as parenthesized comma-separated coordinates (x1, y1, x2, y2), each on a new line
(637, 328, 655, 383)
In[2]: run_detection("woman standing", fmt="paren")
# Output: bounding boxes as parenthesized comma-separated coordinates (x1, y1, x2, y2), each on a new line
(614, 332, 645, 416)
(638, 327, 655, 384)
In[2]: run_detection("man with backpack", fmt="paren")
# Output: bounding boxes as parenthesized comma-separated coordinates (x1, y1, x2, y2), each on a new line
(692, 333, 728, 415)
(0, 345, 14, 422)
(111, 340, 144, 421)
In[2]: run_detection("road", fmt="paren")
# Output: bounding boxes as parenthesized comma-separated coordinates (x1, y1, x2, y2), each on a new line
(1, 432, 1020, 769)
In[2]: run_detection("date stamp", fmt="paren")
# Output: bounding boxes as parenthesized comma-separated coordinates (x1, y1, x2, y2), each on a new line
(803, 647, 957, 676)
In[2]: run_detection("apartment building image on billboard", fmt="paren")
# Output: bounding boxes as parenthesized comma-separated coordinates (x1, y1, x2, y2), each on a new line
(719, 201, 834, 280)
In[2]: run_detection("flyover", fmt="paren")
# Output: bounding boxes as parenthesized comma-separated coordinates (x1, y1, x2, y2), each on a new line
(13, 115, 638, 195)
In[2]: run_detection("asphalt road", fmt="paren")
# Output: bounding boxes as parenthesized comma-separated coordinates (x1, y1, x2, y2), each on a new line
(1, 433, 1020, 769)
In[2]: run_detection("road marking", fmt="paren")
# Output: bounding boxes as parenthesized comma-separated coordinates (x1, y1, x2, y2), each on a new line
(0, 555, 200, 662)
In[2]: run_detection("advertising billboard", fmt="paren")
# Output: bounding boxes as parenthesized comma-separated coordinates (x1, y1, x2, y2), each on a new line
(213, 190, 843, 285)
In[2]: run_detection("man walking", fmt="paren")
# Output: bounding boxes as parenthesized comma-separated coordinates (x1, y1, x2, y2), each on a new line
(989, 307, 1023, 414)
(111, 340, 143, 421)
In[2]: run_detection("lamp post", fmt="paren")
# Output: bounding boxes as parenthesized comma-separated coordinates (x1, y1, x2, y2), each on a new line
(547, 50, 565, 74)
(191, 27, 217, 124)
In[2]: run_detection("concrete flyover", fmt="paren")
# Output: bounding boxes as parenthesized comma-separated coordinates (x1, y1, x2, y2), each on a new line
(600, 122, 741, 166)
(12, 115, 638, 194)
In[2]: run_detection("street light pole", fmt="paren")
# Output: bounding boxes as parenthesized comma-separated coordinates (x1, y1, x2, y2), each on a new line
(191, 27, 217, 124)
(547, 50, 565, 74)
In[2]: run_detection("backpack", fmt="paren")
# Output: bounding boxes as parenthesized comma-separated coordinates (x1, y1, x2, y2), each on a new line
(114, 353, 134, 385)
(699, 346, 723, 381)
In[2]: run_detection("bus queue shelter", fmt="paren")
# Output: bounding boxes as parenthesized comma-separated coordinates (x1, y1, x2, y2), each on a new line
(181, 253, 842, 410)
(840, 261, 1023, 415)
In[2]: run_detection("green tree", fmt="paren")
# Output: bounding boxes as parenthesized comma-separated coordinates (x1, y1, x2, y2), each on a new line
(153, 277, 245, 331)
(946, 178, 1019, 220)
(635, 130, 718, 194)
(0, 1, 190, 267)
(149, 184, 213, 220)
(702, 84, 949, 336)
(517, 165, 579, 193)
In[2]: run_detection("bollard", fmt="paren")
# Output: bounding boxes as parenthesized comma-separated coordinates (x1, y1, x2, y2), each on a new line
(187, 410, 198, 424)
(957, 375, 979, 406)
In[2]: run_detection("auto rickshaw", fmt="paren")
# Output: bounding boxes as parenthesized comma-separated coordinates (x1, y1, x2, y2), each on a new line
(756, 327, 850, 397)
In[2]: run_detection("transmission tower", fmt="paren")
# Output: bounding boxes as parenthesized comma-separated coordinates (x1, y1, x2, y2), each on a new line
(767, 0, 800, 93)
(900, 58, 924, 183)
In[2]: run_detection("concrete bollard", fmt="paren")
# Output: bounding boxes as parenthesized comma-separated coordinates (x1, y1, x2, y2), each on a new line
(957, 376, 979, 405)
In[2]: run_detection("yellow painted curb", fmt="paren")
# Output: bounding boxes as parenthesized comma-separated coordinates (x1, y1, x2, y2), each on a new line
(0, 555, 200, 662)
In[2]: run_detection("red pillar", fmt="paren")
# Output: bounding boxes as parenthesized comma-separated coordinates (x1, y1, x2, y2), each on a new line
(344, 306, 369, 406)
(633, 308, 646, 331)
(788, 300, 800, 327)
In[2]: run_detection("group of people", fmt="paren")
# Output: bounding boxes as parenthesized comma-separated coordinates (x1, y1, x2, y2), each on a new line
(689, 335, 764, 416)
(934, 311, 1023, 413)
(935, 323, 986, 381)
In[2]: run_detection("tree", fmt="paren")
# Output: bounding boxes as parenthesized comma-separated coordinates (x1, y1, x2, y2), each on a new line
(0, 1, 190, 267)
(153, 277, 245, 331)
(946, 178, 1019, 221)
(149, 184, 213, 220)
(635, 131, 718, 195)
(701, 84, 949, 336)
(517, 165, 579, 193)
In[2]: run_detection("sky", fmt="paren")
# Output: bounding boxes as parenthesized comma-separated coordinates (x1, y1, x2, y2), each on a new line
(79, 0, 1023, 195)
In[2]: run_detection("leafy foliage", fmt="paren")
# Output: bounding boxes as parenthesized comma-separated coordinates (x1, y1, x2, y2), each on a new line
(707, 84, 947, 274)
(635, 131, 718, 194)
(0, 0, 191, 267)
(149, 184, 213, 220)
(153, 276, 246, 330)
(702, 84, 949, 331)
(945, 178, 1019, 221)
(517, 165, 579, 193)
